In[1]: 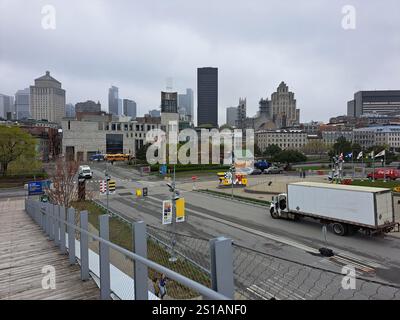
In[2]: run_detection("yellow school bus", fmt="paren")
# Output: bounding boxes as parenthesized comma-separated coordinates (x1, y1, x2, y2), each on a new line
(105, 154, 130, 162)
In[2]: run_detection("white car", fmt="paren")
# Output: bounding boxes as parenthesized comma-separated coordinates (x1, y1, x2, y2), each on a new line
(236, 167, 254, 175)
(78, 165, 93, 179)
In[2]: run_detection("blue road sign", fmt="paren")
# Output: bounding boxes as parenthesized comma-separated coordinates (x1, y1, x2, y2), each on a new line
(28, 181, 44, 195)
(159, 164, 167, 175)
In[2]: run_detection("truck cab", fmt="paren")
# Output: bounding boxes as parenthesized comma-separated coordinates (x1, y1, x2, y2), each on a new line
(270, 194, 297, 220)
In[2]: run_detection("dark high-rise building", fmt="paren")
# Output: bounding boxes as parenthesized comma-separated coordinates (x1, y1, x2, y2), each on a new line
(347, 90, 400, 117)
(75, 100, 101, 113)
(197, 67, 218, 127)
(161, 91, 178, 113)
(123, 99, 137, 119)
(108, 86, 119, 115)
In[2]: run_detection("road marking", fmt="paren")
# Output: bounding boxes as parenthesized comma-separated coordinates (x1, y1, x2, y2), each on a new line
(146, 195, 321, 254)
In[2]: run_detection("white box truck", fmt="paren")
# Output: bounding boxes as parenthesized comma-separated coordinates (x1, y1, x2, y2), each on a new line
(269, 182, 397, 236)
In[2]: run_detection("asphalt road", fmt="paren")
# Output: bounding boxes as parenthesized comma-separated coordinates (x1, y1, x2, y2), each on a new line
(84, 162, 400, 299)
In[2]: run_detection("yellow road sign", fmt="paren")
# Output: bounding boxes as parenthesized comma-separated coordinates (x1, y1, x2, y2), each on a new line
(176, 198, 185, 223)
(108, 180, 116, 193)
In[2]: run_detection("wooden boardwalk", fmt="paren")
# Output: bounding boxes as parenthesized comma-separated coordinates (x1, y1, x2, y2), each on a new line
(0, 198, 100, 300)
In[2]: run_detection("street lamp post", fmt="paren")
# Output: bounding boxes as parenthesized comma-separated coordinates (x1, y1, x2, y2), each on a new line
(105, 159, 110, 216)
(169, 164, 178, 263)
(230, 165, 235, 200)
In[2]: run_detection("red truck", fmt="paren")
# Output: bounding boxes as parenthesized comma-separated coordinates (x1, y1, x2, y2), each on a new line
(367, 168, 400, 181)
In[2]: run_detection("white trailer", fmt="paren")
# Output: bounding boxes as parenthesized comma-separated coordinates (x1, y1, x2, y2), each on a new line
(269, 182, 397, 236)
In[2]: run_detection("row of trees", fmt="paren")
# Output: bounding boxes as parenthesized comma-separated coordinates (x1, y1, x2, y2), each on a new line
(0, 126, 37, 176)
(258, 144, 307, 164)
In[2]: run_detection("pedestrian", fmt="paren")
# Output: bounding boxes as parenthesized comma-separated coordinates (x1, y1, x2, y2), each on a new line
(299, 168, 303, 178)
(158, 274, 168, 299)
(303, 171, 306, 179)
(152, 276, 160, 298)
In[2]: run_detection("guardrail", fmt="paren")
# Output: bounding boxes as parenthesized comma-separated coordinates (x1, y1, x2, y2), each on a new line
(24, 199, 233, 300)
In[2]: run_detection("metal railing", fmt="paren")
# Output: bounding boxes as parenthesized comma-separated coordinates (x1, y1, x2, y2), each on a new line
(24, 199, 233, 300)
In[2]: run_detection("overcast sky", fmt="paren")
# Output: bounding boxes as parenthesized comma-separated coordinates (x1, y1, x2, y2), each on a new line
(1, 0, 399, 124)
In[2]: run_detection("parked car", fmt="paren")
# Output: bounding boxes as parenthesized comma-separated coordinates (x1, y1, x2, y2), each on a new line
(264, 166, 283, 174)
(236, 167, 254, 175)
(78, 165, 93, 179)
(251, 168, 263, 175)
(367, 168, 400, 181)
(89, 154, 105, 162)
(254, 160, 270, 172)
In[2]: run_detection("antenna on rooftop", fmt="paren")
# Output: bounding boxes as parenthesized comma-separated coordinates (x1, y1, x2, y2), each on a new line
(166, 77, 174, 92)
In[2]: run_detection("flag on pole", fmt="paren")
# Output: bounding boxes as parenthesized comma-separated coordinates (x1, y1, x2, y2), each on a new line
(374, 150, 386, 158)
(369, 151, 375, 159)
(357, 151, 363, 160)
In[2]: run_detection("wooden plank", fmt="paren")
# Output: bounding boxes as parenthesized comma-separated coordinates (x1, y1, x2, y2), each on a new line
(0, 199, 100, 300)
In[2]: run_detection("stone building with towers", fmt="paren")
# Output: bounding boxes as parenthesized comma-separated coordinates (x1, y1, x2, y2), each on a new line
(270, 81, 300, 128)
(30, 71, 65, 123)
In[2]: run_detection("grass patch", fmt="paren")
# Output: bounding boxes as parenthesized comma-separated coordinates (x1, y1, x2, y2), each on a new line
(349, 179, 400, 190)
(197, 189, 271, 205)
(0, 172, 49, 189)
(71, 200, 211, 299)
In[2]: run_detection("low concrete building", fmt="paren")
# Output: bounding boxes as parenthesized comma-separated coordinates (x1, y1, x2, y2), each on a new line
(62, 114, 161, 162)
(353, 125, 400, 150)
(321, 130, 354, 145)
(256, 129, 308, 151)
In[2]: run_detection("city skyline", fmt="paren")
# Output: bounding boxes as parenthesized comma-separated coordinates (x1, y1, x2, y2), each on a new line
(1, 1, 400, 124)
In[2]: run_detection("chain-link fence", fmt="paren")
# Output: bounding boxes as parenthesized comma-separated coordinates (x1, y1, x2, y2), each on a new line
(232, 243, 400, 300)
(86, 200, 400, 300)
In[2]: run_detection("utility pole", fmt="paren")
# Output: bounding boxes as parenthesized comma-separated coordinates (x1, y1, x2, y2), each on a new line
(168, 164, 178, 263)
(105, 159, 110, 216)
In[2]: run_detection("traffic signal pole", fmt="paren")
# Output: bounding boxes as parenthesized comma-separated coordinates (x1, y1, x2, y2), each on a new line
(105, 159, 109, 216)
(169, 164, 178, 263)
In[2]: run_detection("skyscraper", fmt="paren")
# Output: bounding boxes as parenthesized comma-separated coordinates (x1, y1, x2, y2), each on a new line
(123, 99, 137, 119)
(108, 86, 119, 115)
(30, 71, 66, 123)
(226, 107, 238, 127)
(347, 90, 400, 117)
(178, 88, 194, 122)
(15, 88, 30, 120)
(0, 94, 15, 120)
(197, 67, 218, 127)
(237, 98, 247, 129)
(65, 103, 75, 118)
(161, 91, 179, 132)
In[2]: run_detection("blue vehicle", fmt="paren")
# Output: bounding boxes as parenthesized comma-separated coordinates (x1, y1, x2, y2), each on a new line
(254, 160, 270, 172)
(89, 154, 105, 162)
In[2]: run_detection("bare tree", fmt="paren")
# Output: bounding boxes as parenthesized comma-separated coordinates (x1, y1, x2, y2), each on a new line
(45, 158, 80, 207)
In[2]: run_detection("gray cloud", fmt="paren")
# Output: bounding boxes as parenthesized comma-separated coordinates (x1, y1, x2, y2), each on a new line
(1, 0, 399, 123)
